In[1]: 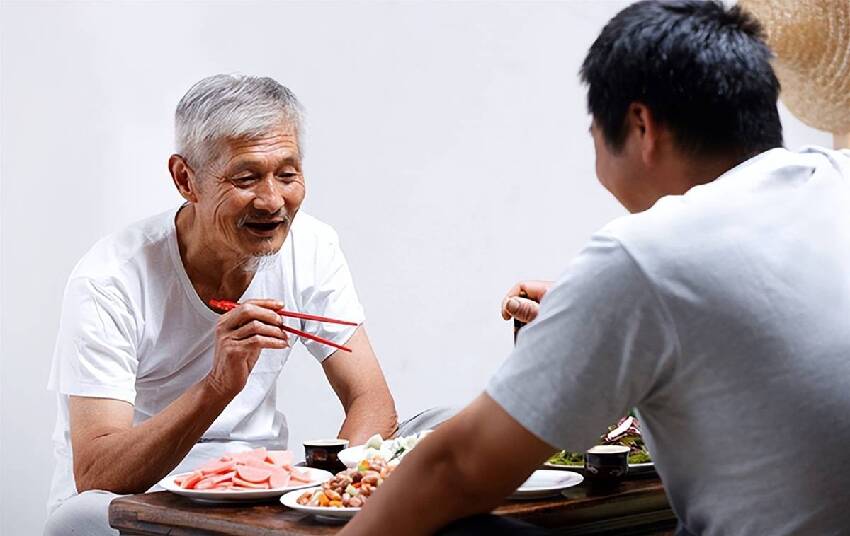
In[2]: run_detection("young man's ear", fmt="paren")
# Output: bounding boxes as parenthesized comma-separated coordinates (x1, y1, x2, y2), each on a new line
(169, 154, 198, 203)
(626, 102, 660, 166)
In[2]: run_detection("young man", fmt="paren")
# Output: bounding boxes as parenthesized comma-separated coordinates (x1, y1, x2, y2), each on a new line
(342, 1, 850, 535)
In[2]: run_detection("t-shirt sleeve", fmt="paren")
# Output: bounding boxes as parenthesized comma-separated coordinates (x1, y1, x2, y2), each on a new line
(299, 229, 365, 362)
(47, 276, 140, 404)
(486, 231, 679, 452)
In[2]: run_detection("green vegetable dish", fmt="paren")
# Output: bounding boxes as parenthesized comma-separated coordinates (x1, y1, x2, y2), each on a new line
(547, 415, 652, 466)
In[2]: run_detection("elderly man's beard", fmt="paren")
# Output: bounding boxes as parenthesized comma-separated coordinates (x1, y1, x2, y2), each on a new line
(236, 212, 290, 273)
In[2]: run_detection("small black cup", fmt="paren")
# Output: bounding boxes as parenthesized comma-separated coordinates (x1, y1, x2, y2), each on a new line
(304, 439, 349, 473)
(584, 445, 629, 492)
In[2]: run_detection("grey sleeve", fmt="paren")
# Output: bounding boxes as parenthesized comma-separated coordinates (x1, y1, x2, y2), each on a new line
(486, 232, 679, 451)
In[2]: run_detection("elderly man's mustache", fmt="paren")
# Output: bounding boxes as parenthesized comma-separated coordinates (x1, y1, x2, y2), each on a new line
(237, 211, 290, 228)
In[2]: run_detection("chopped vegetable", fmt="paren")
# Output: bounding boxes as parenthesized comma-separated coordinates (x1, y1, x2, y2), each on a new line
(547, 415, 653, 467)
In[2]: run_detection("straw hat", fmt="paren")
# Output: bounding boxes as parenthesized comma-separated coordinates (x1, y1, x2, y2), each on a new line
(739, 0, 850, 142)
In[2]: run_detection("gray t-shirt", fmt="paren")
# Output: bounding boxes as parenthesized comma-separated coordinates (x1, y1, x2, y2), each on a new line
(488, 147, 850, 535)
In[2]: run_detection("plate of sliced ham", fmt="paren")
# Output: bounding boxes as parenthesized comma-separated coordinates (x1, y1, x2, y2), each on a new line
(159, 447, 333, 502)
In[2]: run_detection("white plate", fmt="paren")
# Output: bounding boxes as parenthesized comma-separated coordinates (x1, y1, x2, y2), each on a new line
(508, 470, 584, 500)
(337, 445, 367, 468)
(159, 467, 333, 502)
(280, 487, 361, 520)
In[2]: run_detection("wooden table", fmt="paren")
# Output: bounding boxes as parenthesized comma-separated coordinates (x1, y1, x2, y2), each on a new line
(109, 475, 676, 535)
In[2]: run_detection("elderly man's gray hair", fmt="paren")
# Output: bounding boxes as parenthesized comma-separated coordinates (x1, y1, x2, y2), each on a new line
(175, 74, 304, 168)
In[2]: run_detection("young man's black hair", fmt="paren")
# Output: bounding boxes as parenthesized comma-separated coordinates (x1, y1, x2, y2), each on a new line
(580, 0, 783, 161)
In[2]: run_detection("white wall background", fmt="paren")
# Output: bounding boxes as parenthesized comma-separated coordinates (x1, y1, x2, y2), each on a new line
(0, 1, 832, 533)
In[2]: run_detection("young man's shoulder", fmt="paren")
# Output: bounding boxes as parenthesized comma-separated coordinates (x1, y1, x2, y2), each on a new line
(606, 147, 844, 247)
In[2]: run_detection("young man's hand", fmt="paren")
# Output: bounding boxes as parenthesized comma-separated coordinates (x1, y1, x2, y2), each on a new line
(500, 280, 553, 323)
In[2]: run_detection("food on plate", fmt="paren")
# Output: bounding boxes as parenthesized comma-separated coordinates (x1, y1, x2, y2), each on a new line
(361, 430, 431, 463)
(547, 415, 652, 466)
(173, 447, 314, 491)
(296, 455, 396, 508)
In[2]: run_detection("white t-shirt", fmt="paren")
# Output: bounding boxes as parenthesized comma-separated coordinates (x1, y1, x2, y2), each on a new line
(46, 207, 364, 513)
(488, 147, 850, 535)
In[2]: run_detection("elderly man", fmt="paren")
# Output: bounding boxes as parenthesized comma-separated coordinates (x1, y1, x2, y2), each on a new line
(44, 75, 397, 535)
(343, 1, 850, 535)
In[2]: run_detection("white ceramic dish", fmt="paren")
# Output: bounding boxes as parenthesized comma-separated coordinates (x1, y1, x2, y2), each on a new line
(159, 467, 333, 502)
(337, 445, 368, 469)
(280, 487, 360, 520)
(508, 470, 584, 500)
(338, 431, 432, 469)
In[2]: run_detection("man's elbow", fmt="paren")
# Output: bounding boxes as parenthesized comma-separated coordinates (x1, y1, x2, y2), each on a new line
(73, 457, 147, 495)
(376, 391, 398, 436)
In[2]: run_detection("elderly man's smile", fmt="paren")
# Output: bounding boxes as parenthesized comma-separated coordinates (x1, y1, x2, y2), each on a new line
(242, 220, 286, 235)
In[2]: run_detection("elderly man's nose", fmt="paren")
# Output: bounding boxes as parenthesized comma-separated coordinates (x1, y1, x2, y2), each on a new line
(252, 177, 286, 212)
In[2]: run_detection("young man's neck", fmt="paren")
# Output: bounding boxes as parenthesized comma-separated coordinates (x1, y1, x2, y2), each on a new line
(636, 151, 743, 213)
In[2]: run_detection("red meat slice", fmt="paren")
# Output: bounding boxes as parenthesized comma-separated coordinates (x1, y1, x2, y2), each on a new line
(198, 471, 237, 490)
(199, 459, 236, 475)
(179, 472, 204, 489)
(209, 471, 236, 485)
(269, 467, 291, 489)
(266, 450, 294, 467)
(195, 476, 221, 490)
(243, 457, 277, 471)
(235, 464, 272, 483)
(290, 468, 313, 483)
(232, 475, 270, 489)
(230, 447, 268, 464)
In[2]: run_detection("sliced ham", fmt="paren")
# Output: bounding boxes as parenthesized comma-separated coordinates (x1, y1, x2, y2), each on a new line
(175, 448, 306, 491)
(232, 475, 270, 489)
(243, 457, 278, 471)
(236, 464, 272, 483)
(269, 467, 291, 488)
(230, 447, 268, 464)
(180, 472, 204, 489)
(290, 468, 313, 483)
(199, 459, 236, 475)
(267, 450, 294, 467)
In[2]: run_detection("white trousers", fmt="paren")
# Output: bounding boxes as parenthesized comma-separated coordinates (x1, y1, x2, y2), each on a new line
(43, 490, 120, 536)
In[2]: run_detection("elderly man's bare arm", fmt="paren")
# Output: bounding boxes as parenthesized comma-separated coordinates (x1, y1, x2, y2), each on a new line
(323, 326, 398, 445)
(70, 301, 288, 494)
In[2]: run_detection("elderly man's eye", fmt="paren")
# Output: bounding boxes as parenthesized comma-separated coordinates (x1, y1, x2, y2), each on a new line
(232, 176, 258, 186)
(276, 173, 299, 182)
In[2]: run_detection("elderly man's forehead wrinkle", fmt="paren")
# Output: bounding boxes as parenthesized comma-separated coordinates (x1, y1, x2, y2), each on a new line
(220, 134, 301, 172)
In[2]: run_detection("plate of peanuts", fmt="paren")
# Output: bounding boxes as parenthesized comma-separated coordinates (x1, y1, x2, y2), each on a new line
(280, 455, 395, 520)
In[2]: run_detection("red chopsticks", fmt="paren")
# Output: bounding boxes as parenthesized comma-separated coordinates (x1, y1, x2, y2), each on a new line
(209, 299, 355, 353)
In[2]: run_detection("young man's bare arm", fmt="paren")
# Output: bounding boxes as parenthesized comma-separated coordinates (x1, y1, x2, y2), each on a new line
(340, 393, 555, 536)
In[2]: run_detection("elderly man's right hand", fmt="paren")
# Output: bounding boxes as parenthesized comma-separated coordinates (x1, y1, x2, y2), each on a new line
(205, 299, 290, 397)
(69, 299, 290, 495)
(500, 280, 553, 323)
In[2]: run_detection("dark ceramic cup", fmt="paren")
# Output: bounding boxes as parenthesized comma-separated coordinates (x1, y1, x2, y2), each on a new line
(304, 439, 349, 473)
(584, 445, 629, 491)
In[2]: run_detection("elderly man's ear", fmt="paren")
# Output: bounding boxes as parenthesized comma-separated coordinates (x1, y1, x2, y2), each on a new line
(169, 154, 199, 203)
